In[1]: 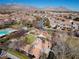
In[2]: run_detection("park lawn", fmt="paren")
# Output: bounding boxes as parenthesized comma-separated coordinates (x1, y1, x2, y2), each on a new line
(8, 48, 29, 59)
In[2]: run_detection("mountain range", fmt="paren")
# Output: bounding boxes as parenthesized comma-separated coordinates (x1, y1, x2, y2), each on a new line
(0, 4, 77, 12)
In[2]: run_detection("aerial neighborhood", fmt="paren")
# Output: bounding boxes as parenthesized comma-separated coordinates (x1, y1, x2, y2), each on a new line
(0, 4, 79, 59)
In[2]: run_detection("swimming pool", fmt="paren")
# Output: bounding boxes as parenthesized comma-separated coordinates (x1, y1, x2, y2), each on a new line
(0, 28, 16, 36)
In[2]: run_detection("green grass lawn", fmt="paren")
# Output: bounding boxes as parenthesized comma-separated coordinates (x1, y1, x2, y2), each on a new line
(8, 48, 29, 59)
(25, 34, 36, 44)
(0, 38, 8, 43)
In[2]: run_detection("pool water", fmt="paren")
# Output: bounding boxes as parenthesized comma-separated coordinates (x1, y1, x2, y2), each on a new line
(0, 28, 16, 36)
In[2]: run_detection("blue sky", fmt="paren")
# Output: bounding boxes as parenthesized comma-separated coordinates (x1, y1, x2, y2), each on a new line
(0, 0, 79, 11)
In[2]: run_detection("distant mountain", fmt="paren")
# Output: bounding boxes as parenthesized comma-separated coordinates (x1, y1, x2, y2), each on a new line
(0, 4, 78, 13)
(43, 6, 71, 11)
(0, 4, 37, 13)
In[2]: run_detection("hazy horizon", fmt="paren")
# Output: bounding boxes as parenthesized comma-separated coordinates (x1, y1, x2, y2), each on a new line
(0, 0, 79, 11)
